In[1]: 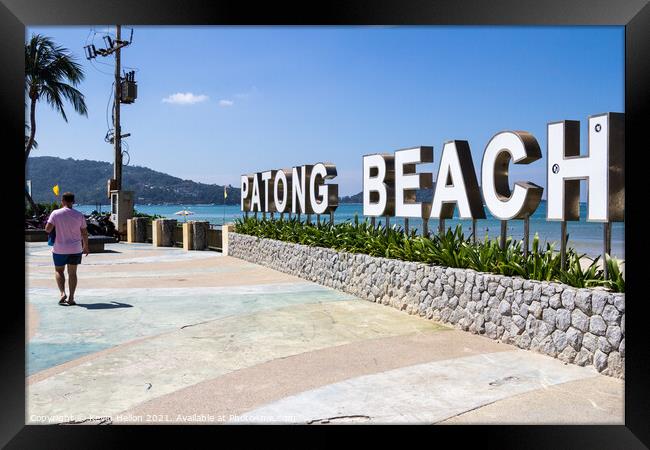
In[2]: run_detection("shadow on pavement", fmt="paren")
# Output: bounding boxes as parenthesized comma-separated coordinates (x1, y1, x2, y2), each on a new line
(75, 301, 133, 310)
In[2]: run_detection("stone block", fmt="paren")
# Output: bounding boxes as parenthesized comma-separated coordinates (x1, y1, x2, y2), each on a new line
(153, 218, 177, 247)
(571, 309, 589, 332)
(589, 315, 607, 336)
(190, 221, 209, 250)
(581, 332, 597, 352)
(574, 290, 592, 315)
(555, 308, 571, 331)
(561, 289, 575, 310)
(593, 349, 608, 372)
(602, 305, 621, 326)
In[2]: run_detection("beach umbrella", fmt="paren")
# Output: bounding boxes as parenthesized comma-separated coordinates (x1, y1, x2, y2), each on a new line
(174, 209, 194, 222)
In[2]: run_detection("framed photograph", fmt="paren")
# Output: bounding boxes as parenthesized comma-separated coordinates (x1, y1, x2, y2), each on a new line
(5, 0, 649, 447)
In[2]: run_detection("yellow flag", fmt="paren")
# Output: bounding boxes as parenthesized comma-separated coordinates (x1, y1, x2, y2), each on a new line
(224, 185, 228, 199)
(52, 184, 59, 196)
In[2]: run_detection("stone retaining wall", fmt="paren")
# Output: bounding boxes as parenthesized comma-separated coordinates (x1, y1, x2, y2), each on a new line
(228, 232, 625, 378)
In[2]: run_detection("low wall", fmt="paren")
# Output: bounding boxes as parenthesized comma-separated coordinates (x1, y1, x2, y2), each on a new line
(25, 229, 48, 242)
(228, 232, 625, 378)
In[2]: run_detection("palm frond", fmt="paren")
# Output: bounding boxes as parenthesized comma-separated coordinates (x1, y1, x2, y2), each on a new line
(24, 33, 87, 122)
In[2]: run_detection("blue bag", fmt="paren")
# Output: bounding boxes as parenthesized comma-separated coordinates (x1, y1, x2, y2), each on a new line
(47, 227, 56, 246)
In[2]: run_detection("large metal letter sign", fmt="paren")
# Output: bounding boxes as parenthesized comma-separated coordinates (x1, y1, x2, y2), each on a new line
(363, 154, 395, 217)
(240, 175, 253, 211)
(310, 163, 338, 214)
(240, 111, 624, 257)
(431, 140, 485, 220)
(273, 169, 292, 214)
(292, 165, 314, 215)
(547, 113, 625, 222)
(261, 170, 277, 212)
(394, 147, 433, 218)
(242, 164, 338, 216)
(481, 131, 543, 220)
(250, 172, 265, 212)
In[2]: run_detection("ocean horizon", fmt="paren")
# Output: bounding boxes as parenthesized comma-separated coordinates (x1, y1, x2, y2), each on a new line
(76, 201, 624, 259)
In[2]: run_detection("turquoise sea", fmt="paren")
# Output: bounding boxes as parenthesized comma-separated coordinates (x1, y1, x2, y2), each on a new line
(76, 201, 624, 259)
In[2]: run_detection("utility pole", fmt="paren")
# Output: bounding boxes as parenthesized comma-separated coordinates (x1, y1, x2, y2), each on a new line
(114, 24, 122, 190)
(84, 25, 137, 238)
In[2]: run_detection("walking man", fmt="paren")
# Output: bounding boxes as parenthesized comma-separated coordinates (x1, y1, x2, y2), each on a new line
(44, 192, 89, 306)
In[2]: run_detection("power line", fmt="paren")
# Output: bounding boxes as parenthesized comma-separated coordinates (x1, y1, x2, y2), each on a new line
(85, 27, 138, 76)
(84, 27, 93, 46)
(105, 81, 114, 131)
(94, 57, 139, 72)
(88, 57, 114, 76)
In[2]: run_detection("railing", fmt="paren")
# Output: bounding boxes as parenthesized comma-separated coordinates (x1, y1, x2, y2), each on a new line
(146, 221, 153, 243)
(207, 228, 222, 251)
(173, 224, 184, 247)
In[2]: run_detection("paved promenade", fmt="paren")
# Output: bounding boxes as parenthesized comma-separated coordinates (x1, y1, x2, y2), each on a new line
(25, 242, 623, 424)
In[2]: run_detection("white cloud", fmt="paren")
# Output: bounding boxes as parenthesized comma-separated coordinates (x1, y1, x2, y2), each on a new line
(219, 99, 234, 107)
(162, 92, 209, 105)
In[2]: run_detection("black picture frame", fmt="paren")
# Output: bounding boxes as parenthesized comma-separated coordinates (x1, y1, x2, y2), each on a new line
(3, 0, 649, 447)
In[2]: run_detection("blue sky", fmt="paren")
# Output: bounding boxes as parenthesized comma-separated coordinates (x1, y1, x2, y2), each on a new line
(27, 26, 624, 196)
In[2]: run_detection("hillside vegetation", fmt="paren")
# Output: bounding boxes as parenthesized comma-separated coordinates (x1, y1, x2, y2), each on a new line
(27, 156, 242, 205)
(27, 156, 417, 205)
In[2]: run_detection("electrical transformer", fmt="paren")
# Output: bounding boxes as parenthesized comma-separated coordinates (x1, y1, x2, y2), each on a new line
(120, 79, 137, 104)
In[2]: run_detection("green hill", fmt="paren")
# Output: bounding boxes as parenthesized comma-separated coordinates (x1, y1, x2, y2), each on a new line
(26, 156, 241, 205)
(340, 188, 436, 204)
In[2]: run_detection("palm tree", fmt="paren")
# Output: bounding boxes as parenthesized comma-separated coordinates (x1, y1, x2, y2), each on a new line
(25, 34, 88, 210)
(25, 124, 37, 150)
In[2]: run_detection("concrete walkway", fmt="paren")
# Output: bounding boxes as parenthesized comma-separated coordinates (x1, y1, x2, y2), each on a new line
(25, 242, 623, 425)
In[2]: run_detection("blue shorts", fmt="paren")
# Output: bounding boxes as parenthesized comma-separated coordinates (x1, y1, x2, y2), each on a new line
(53, 253, 82, 267)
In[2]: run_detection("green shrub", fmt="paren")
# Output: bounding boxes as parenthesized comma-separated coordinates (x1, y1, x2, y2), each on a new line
(234, 216, 624, 293)
(601, 254, 625, 292)
(132, 209, 164, 221)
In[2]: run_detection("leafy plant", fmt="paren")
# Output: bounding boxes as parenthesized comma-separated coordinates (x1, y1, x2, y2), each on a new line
(234, 216, 624, 292)
(601, 254, 625, 292)
(557, 251, 603, 288)
(133, 209, 164, 221)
